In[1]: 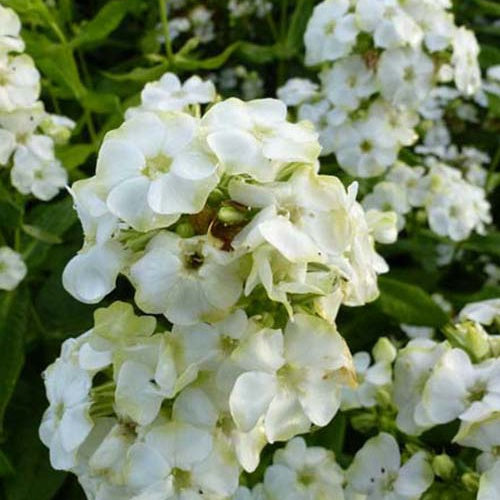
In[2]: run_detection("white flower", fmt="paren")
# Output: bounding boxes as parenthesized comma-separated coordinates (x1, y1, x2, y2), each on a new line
(62, 178, 128, 305)
(130, 231, 243, 325)
(203, 98, 320, 182)
(0, 53, 40, 111)
(478, 460, 500, 500)
(39, 360, 93, 470)
(96, 111, 218, 230)
(416, 351, 500, 429)
(0, 246, 27, 291)
(378, 48, 434, 107)
(0, 103, 48, 165)
(356, 0, 423, 49)
(452, 27, 481, 96)
(0, 5, 24, 53)
(363, 182, 410, 230)
(276, 78, 319, 106)
(10, 140, 67, 201)
(347, 433, 433, 500)
(393, 339, 450, 435)
(128, 73, 216, 117)
(297, 99, 337, 155)
(335, 112, 398, 178)
(321, 56, 377, 111)
(460, 299, 500, 326)
(263, 437, 345, 500)
(189, 6, 215, 43)
(342, 338, 396, 410)
(229, 314, 353, 443)
(403, 2, 455, 52)
(304, 0, 358, 66)
(365, 209, 398, 245)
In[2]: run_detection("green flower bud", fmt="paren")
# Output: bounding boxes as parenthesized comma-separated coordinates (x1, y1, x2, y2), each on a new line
(351, 412, 377, 433)
(444, 321, 490, 362)
(373, 337, 397, 363)
(175, 222, 196, 238)
(432, 454, 456, 480)
(218, 206, 248, 224)
(461, 472, 480, 492)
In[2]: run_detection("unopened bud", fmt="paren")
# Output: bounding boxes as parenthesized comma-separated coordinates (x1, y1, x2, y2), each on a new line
(461, 472, 480, 492)
(218, 206, 247, 224)
(350, 412, 377, 433)
(373, 337, 397, 363)
(444, 321, 490, 362)
(176, 222, 195, 238)
(432, 454, 456, 480)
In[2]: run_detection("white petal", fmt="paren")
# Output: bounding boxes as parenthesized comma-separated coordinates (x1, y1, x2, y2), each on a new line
(230, 371, 278, 432)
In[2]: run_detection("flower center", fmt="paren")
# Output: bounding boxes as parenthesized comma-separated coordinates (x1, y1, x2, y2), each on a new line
(184, 251, 204, 270)
(172, 468, 192, 490)
(142, 153, 173, 179)
(324, 20, 336, 35)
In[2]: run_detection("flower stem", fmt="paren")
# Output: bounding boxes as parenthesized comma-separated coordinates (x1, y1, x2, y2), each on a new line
(159, 0, 174, 63)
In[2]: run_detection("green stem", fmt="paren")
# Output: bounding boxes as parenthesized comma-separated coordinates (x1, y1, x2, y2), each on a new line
(266, 10, 280, 42)
(158, 0, 174, 63)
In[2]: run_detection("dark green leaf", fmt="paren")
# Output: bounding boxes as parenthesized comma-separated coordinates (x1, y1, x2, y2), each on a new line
(80, 91, 121, 114)
(55, 143, 95, 171)
(0, 286, 29, 433)
(175, 42, 241, 70)
(473, 0, 500, 15)
(71, 0, 141, 48)
(2, 377, 67, 500)
(462, 232, 500, 258)
(102, 62, 170, 83)
(0, 449, 14, 477)
(376, 277, 449, 327)
(22, 225, 63, 245)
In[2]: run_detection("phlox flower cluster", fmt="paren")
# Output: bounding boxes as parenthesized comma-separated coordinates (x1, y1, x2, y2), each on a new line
(278, 0, 482, 179)
(325, 298, 500, 499)
(41, 72, 395, 499)
(362, 159, 492, 242)
(0, 5, 74, 293)
(0, 4, 73, 201)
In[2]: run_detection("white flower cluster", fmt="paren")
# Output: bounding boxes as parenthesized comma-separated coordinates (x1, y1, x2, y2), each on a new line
(42, 73, 394, 499)
(158, 3, 215, 45)
(227, 0, 272, 20)
(0, 5, 73, 201)
(278, 0, 482, 178)
(235, 434, 434, 500)
(332, 298, 500, 498)
(362, 159, 492, 241)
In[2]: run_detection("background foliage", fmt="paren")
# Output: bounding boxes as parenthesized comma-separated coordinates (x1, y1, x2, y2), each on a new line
(0, 0, 498, 498)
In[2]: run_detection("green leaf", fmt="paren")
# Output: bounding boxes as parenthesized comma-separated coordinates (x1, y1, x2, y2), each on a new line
(22, 224, 63, 245)
(238, 42, 278, 64)
(376, 277, 449, 327)
(2, 377, 67, 500)
(473, 0, 500, 15)
(480, 45, 500, 68)
(0, 449, 14, 477)
(80, 91, 121, 114)
(487, 92, 500, 118)
(102, 62, 170, 83)
(462, 232, 500, 258)
(71, 0, 141, 48)
(0, 286, 29, 433)
(23, 197, 77, 268)
(55, 143, 95, 171)
(175, 42, 241, 70)
(286, 0, 314, 53)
